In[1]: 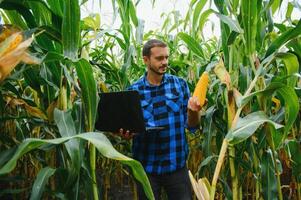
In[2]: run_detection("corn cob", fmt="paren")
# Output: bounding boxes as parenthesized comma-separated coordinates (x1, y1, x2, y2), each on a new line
(0, 24, 20, 43)
(193, 71, 209, 106)
(0, 32, 23, 57)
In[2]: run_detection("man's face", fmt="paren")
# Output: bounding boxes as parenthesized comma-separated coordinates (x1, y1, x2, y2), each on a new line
(143, 46, 169, 75)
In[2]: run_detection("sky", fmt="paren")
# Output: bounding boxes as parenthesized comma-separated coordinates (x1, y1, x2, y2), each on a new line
(81, 0, 301, 39)
(0, 0, 300, 39)
(81, 0, 219, 39)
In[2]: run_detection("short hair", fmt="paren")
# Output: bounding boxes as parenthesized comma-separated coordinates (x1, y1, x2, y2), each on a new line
(142, 39, 167, 57)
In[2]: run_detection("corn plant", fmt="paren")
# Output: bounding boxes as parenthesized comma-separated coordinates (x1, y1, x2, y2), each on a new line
(190, 0, 301, 199)
(0, 0, 153, 199)
(1, 0, 301, 199)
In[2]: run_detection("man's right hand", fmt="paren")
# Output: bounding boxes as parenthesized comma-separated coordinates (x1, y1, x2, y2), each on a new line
(117, 128, 134, 140)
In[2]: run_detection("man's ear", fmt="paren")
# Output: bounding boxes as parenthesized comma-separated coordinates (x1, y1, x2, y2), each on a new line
(143, 56, 149, 64)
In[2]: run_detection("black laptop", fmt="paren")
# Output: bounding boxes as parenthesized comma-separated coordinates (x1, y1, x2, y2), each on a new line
(95, 90, 164, 133)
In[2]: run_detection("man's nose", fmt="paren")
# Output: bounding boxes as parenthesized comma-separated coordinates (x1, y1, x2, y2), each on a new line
(162, 58, 168, 65)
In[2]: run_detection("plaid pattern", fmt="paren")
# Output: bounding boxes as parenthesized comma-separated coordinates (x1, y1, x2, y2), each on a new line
(128, 73, 195, 174)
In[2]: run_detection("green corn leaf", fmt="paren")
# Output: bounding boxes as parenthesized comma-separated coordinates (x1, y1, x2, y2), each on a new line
(30, 167, 56, 200)
(47, 0, 64, 17)
(285, 140, 301, 181)
(116, 0, 131, 43)
(74, 59, 98, 131)
(0, 147, 17, 167)
(62, 0, 80, 60)
(286, 2, 294, 19)
(129, 0, 138, 27)
(80, 0, 89, 5)
(265, 20, 301, 58)
(192, 0, 207, 33)
(161, 14, 171, 33)
(104, 32, 127, 50)
(239, 83, 284, 108)
(136, 19, 145, 44)
(214, 12, 243, 33)
(220, 21, 231, 67)
(287, 38, 301, 58)
(0, 1, 37, 28)
(227, 31, 239, 45)
(0, 188, 28, 196)
(54, 109, 81, 172)
(41, 64, 61, 88)
(276, 53, 299, 87)
(203, 106, 217, 157)
(0, 140, 46, 175)
(27, 1, 52, 26)
(198, 9, 214, 33)
(276, 86, 299, 137)
(231, 0, 240, 12)
(0, 132, 154, 200)
(2, 10, 28, 30)
(226, 111, 283, 145)
(199, 155, 218, 171)
(177, 32, 204, 58)
(23, 67, 42, 93)
(261, 150, 278, 199)
(43, 52, 65, 63)
(241, 0, 257, 54)
(83, 14, 100, 30)
(183, 0, 198, 30)
(38, 26, 62, 43)
(213, 0, 225, 13)
(270, 0, 281, 14)
(239, 82, 299, 136)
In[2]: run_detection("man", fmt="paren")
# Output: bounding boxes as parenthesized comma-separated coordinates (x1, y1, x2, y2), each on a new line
(120, 39, 202, 200)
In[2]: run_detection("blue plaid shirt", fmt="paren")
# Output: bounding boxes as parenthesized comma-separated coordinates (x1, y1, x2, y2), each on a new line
(128, 73, 196, 174)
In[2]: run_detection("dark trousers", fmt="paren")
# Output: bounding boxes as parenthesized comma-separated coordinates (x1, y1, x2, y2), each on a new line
(137, 166, 192, 200)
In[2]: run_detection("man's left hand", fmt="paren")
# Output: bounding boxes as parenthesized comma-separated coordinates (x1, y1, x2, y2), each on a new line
(188, 96, 203, 112)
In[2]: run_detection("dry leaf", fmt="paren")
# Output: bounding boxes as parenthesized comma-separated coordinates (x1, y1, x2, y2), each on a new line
(24, 103, 48, 120)
(4, 95, 47, 120)
(272, 97, 281, 113)
(188, 170, 210, 200)
(46, 100, 58, 122)
(197, 178, 210, 200)
(21, 52, 42, 65)
(214, 59, 231, 89)
(0, 36, 41, 82)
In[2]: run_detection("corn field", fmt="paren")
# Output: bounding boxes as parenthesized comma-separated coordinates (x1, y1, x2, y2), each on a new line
(0, 0, 301, 199)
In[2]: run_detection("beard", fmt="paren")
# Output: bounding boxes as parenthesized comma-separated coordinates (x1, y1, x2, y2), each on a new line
(148, 64, 168, 75)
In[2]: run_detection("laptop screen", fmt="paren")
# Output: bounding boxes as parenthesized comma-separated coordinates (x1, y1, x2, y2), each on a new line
(95, 91, 146, 133)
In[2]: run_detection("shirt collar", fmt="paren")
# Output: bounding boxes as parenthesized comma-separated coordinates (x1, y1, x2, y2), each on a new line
(143, 71, 167, 87)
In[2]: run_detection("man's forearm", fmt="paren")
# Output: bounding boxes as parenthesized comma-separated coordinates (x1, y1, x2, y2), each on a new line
(187, 108, 201, 128)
